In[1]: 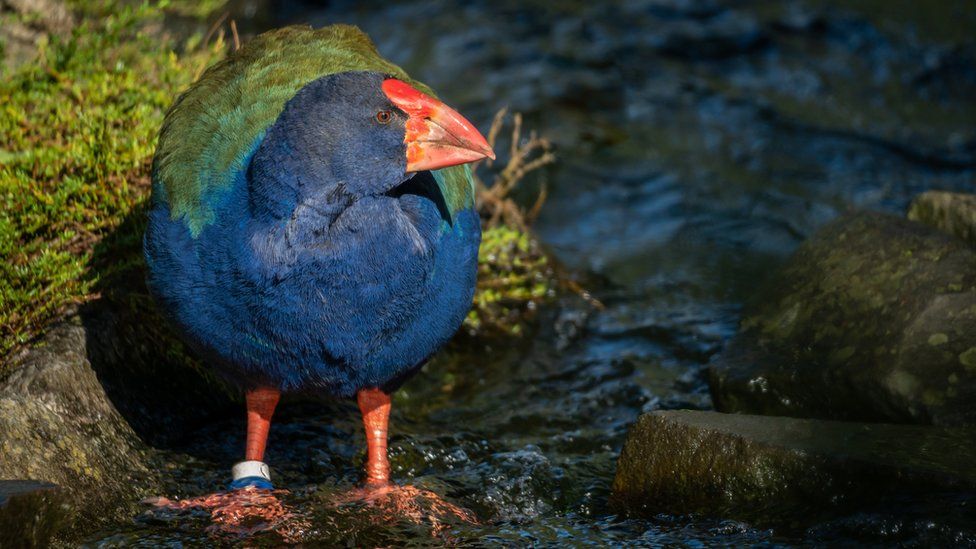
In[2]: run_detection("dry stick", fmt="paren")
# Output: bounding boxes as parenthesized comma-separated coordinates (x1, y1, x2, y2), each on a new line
(474, 109, 555, 232)
(485, 108, 507, 168)
(195, 26, 227, 80)
(526, 182, 548, 224)
(509, 113, 522, 169)
(230, 19, 241, 51)
(202, 11, 230, 49)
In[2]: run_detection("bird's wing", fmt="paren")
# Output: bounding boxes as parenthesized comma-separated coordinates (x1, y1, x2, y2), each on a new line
(152, 24, 473, 237)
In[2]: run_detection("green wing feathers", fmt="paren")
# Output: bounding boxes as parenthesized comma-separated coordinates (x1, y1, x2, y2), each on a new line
(153, 24, 474, 235)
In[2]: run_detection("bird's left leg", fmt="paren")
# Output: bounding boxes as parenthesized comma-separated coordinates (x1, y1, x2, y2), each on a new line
(358, 387, 392, 486)
(337, 387, 476, 531)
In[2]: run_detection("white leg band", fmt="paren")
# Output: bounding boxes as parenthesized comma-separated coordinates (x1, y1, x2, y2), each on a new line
(232, 460, 271, 481)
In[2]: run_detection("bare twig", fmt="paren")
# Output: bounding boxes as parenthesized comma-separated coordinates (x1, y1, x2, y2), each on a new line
(473, 109, 555, 231)
(202, 11, 230, 49)
(230, 19, 240, 51)
(526, 182, 547, 224)
(484, 108, 507, 168)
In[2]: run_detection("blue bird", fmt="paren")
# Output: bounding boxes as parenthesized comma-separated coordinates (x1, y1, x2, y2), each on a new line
(144, 25, 493, 494)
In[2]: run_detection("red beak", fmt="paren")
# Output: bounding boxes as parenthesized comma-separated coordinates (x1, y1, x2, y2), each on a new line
(382, 78, 495, 173)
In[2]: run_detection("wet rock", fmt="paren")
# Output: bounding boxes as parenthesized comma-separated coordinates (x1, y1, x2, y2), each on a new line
(0, 481, 67, 548)
(709, 212, 976, 425)
(908, 191, 976, 248)
(0, 317, 161, 533)
(611, 410, 976, 529)
(0, 302, 236, 536)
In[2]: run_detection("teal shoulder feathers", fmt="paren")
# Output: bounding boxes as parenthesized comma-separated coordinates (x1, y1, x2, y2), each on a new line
(152, 24, 475, 236)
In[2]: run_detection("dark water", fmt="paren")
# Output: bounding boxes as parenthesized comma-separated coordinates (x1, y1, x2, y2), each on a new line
(85, 0, 976, 545)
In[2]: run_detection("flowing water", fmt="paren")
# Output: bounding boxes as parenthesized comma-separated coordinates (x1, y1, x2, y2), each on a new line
(85, 0, 976, 545)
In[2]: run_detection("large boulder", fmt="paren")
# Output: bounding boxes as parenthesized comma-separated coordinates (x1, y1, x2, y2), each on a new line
(709, 212, 976, 425)
(612, 410, 976, 531)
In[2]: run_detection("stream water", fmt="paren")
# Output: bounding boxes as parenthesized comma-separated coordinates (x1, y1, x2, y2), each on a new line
(85, 0, 976, 546)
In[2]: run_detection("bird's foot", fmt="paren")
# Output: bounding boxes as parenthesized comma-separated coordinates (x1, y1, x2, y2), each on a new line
(332, 482, 477, 535)
(144, 487, 309, 542)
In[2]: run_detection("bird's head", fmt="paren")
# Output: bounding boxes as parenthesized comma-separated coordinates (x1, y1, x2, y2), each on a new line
(250, 71, 493, 205)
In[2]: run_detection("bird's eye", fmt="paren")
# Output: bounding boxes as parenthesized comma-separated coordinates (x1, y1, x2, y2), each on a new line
(375, 110, 392, 124)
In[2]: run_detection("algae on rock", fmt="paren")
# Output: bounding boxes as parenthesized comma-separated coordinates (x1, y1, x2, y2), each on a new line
(465, 226, 554, 336)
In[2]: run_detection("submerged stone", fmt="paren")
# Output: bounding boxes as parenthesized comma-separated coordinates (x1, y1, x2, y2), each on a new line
(612, 410, 976, 529)
(709, 212, 976, 425)
(0, 481, 67, 548)
(908, 191, 976, 248)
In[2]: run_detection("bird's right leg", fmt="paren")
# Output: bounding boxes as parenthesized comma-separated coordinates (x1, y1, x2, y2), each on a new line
(230, 386, 280, 490)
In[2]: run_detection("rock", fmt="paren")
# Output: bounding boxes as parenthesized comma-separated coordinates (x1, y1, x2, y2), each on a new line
(0, 302, 236, 537)
(0, 481, 67, 548)
(2, 0, 74, 33)
(1, 0, 75, 69)
(611, 410, 976, 529)
(0, 316, 161, 533)
(709, 212, 976, 425)
(908, 191, 976, 248)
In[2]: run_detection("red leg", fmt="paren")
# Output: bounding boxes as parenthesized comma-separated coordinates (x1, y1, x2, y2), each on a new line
(246, 387, 280, 461)
(142, 387, 304, 539)
(357, 387, 391, 485)
(331, 388, 477, 531)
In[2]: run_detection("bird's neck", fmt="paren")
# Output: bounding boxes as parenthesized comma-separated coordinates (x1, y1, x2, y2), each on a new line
(246, 129, 354, 228)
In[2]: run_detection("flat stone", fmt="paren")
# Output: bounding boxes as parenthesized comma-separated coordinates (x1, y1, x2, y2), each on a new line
(612, 410, 976, 528)
(709, 212, 976, 425)
(0, 480, 67, 548)
(908, 191, 976, 248)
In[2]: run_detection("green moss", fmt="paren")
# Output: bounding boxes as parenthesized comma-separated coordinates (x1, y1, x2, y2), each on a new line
(0, 2, 223, 362)
(465, 225, 554, 336)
